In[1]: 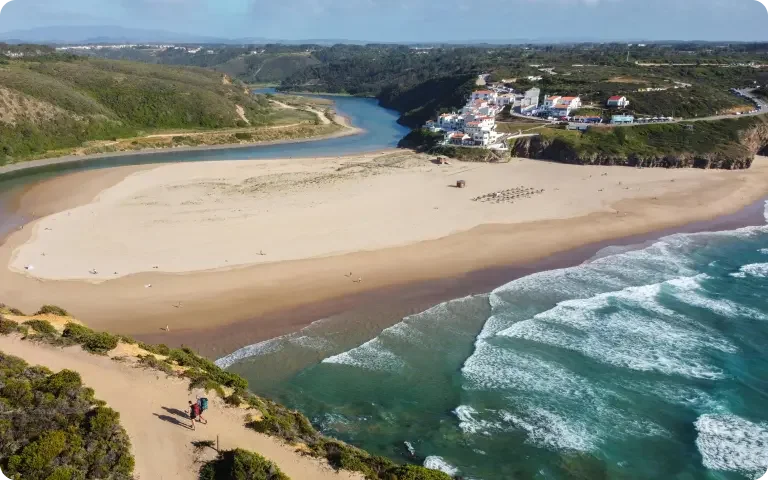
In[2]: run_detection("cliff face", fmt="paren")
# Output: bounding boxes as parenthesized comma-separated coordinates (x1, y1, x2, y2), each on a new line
(511, 121, 768, 170)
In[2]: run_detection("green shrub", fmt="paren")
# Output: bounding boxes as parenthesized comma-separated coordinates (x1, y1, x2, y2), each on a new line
(137, 354, 174, 375)
(139, 342, 170, 356)
(0, 353, 134, 480)
(35, 305, 69, 317)
(22, 319, 57, 336)
(62, 323, 118, 354)
(224, 392, 243, 406)
(117, 334, 137, 344)
(199, 448, 289, 480)
(234, 132, 252, 140)
(83, 332, 119, 354)
(0, 318, 22, 335)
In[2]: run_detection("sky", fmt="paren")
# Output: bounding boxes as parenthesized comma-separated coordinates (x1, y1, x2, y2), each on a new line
(0, 0, 767, 42)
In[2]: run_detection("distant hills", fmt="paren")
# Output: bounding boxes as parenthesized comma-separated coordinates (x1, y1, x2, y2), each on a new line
(0, 25, 749, 47)
(0, 26, 367, 46)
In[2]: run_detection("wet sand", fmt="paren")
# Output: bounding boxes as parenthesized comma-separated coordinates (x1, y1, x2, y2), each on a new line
(1, 155, 767, 358)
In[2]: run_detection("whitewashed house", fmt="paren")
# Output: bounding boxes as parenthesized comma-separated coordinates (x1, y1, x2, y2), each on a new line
(543, 95, 562, 108)
(558, 96, 582, 109)
(471, 90, 498, 104)
(607, 96, 630, 108)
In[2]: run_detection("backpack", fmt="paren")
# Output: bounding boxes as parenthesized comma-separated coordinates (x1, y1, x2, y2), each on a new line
(199, 397, 208, 412)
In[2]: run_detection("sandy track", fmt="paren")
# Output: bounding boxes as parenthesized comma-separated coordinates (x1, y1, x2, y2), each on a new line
(0, 336, 361, 480)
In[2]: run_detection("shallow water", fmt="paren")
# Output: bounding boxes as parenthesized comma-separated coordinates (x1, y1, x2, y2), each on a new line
(226, 202, 768, 480)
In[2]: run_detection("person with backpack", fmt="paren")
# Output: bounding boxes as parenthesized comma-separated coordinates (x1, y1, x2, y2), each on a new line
(188, 400, 200, 430)
(197, 396, 209, 425)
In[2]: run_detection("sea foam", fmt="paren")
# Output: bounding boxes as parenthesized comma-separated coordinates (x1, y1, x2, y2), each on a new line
(695, 414, 768, 479)
(498, 276, 736, 380)
(423, 456, 459, 476)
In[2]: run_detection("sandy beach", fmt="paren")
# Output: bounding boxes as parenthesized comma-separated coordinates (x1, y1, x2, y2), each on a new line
(2, 153, 768, 355)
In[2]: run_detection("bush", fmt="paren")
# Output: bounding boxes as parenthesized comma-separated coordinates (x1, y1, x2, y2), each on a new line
(234, 132, 252, 140)
(62, 323, 118, 354)
(35, 305, 69, 317)
(0, 353, 134, 480)
(199, 449, 289, 480)
(224, 392, 243, 406)
(137, 355, 175, 375)
(139, 342, 170, 356)
(22, 319, 57, 336)
(117, 334, 137, 344)
(0, 318, 22, 335)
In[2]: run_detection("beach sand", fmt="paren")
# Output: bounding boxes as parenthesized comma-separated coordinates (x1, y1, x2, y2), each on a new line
(2, 153, 768, 355)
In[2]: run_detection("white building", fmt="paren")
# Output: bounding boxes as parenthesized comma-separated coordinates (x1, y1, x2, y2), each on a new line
(607, 96, 630, 108)
(543, 96, 562, 108)
(558, 96, 582, 109)
(521, 88, 540, 109)
(471, 90, 498, 104)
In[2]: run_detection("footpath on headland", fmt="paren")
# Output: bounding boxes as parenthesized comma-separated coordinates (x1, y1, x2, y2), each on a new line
(0, 335, 361, 480)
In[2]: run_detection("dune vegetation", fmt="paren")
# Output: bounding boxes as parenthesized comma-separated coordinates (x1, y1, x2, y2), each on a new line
(0, 303, 451, 480)
(0, 353, 135, 480)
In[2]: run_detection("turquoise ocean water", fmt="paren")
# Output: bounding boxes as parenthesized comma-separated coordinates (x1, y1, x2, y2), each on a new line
(222, 202, 768, 480)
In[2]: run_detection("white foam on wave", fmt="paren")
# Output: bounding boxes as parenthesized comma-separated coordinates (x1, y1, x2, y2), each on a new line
(759, 248, 768, 255)
(501, 406, 598, 452)
(695, 414, 768, 479)
(321, 295, 478, 372)
(497, 275, 735, 380)
(669, 278, 768, 321)
(215, 317, 334, 368)
(321, 337, 405, 372)
(735, 263, 768, 278)
(453, 405, 496, 435)
(423, 456, 459, 476)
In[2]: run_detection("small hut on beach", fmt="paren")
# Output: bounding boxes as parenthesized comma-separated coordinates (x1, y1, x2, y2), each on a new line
(456, 180, 466, 188)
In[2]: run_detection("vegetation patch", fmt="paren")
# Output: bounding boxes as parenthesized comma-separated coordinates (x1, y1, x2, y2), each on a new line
(62, 322, 119, 354)
(200, 448, 289, 480)
(0, 353, 134, 480)
(22, 319, 57, 336)
(34, 305, 69, 317)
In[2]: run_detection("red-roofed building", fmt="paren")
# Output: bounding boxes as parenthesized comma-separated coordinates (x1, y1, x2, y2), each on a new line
(607, 95, 630, 108)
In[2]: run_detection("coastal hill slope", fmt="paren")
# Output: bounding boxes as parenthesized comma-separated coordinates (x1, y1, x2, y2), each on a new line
(0, 51, 308, 164)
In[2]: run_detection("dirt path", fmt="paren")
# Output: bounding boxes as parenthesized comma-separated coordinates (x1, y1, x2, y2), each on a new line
(0, 336, 361, 480)
(271, 99, 332, 125)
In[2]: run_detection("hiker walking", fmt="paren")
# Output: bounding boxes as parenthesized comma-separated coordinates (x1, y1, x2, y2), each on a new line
(188, 400, 200, 430)
(196, 396, 209, 425)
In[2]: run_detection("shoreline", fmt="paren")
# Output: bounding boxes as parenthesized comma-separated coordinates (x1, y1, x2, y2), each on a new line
(1, 155, 767, 358)
(0, 123, 364, 180)
(153, 194, 768, 360)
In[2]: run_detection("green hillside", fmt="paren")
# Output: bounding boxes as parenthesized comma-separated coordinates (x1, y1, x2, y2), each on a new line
(0, 55, 274, 164)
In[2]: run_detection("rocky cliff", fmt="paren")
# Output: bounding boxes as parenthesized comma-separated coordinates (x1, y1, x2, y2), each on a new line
(511, 116, 768, 170)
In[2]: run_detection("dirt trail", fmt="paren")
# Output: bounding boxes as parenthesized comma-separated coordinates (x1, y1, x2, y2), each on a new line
(271, 99, 332, 125)
(0, 336, 361, 480)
